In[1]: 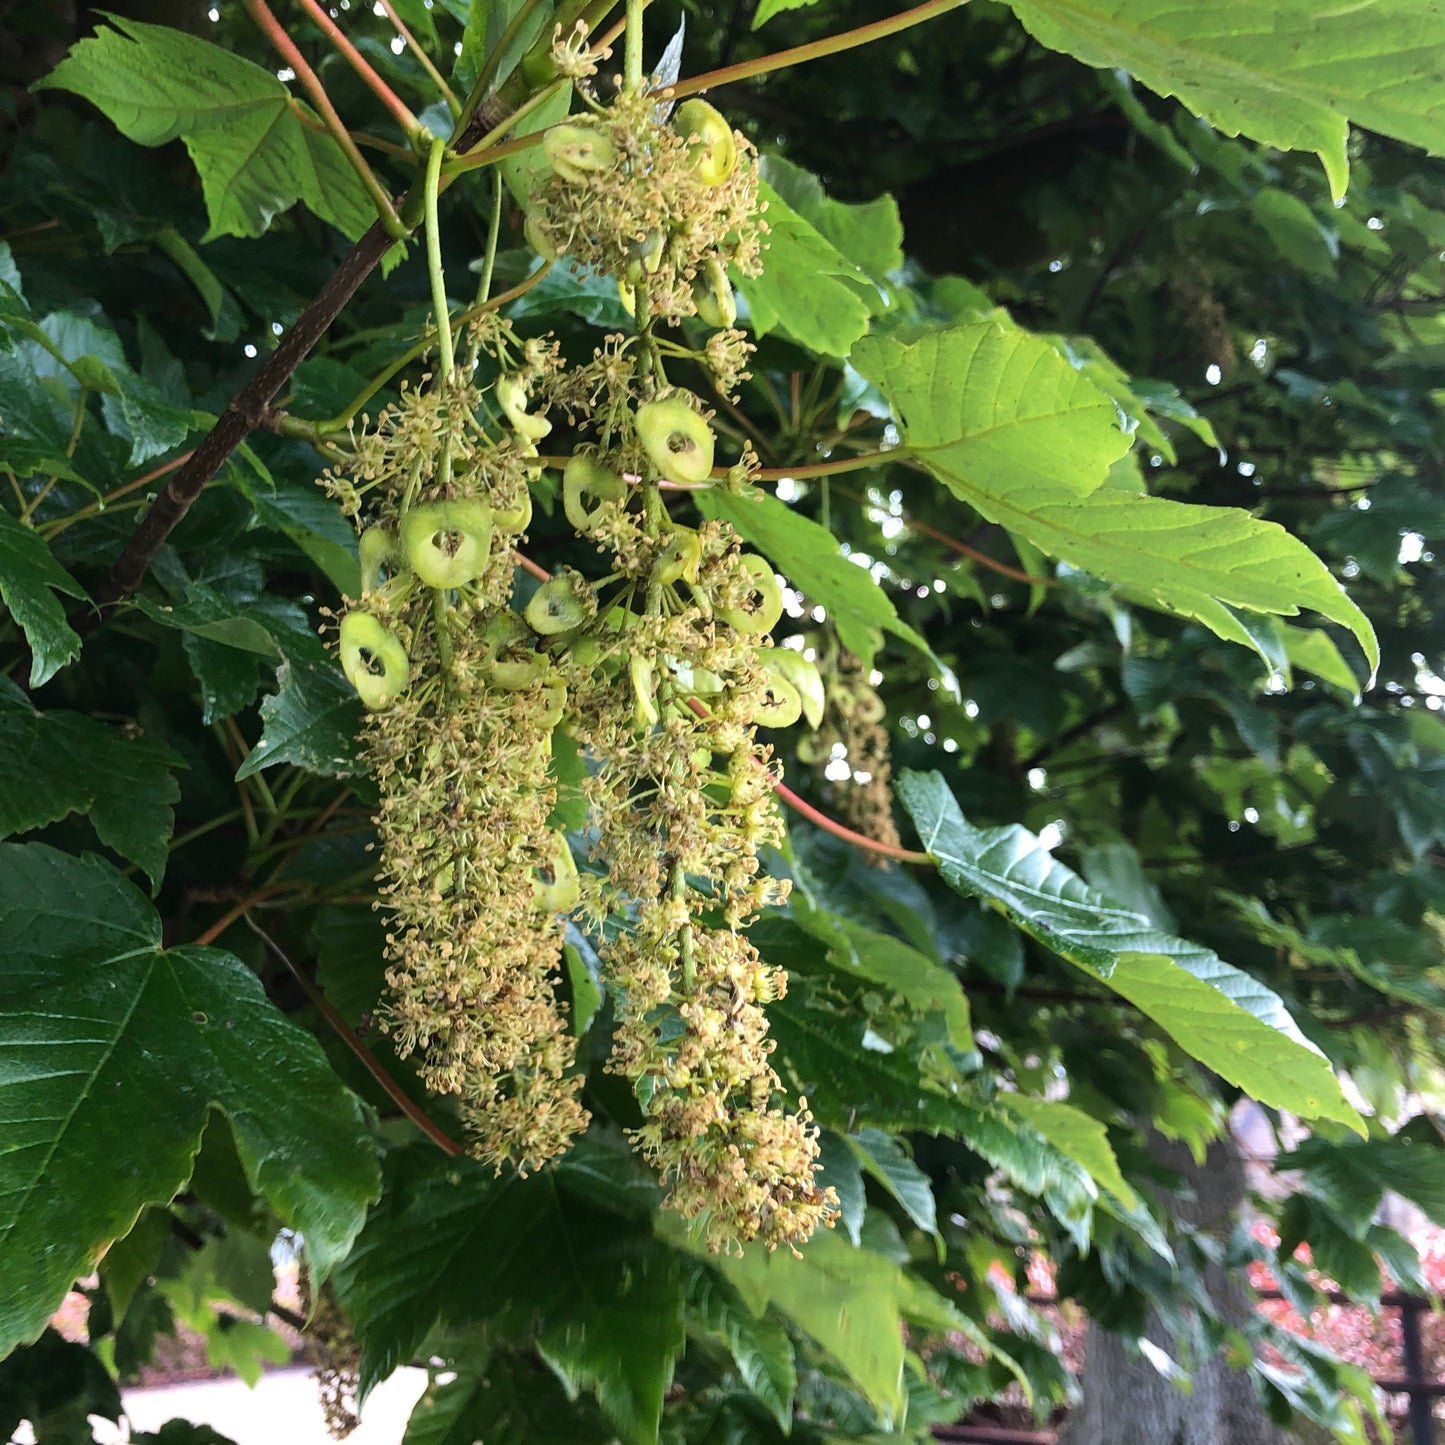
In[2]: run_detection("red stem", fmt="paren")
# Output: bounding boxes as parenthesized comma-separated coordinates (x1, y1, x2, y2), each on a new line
(294, 0, 421, 136)
(242, 0, 401, 230)
(242, 915, 464, 1158)
(514, 549, 552, 582)
(773, 778, 931, 863)
(511, 549, 936, 866)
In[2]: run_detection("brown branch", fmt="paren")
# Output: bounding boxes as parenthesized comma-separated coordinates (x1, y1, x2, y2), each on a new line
(93, 220, 398, 612)
(83, 51, 547, 621)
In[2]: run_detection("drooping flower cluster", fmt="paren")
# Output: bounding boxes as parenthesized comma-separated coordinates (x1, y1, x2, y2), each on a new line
(529, 85, 765, 324)
(323, 78, 836, 1249)
(551, 421, 837, 1249)
(800, 643, 903, 862)
(323, 351, 588, 1174)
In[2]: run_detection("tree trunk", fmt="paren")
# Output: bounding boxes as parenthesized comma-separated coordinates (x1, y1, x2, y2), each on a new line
(1057, 1129, 1291, 1445)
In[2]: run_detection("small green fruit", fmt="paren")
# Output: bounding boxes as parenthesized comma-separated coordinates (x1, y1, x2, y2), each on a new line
(358, 525, 396, 593)
(692, 258, 737, 328)
(716, 553, 783, 635)
(543, 122, 619, 184)
(524, 212, 557, 260)
(563, 453, 627, 533)
(339, 612, 410, 709)
(526, 571, 594, 635)
(675, 100, 737, 186)
(532, 832, 580, 912)
(765, 649, 826, 729)
(634, 397, 715, 485)
(489, 653, 550, 689)
(492, 482, 533, 534)
(754, 672, 801, 728)
(624, 229, 666, 285)
(401, 499, 494, 588)
(496, 374, 552, 443)
(630, 655, 659, 728)
(651, 528, 702, 586)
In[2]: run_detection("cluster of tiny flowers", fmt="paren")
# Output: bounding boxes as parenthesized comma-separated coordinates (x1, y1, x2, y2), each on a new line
(529, 85, 765, 322)
(325, 357, 587, 1173)
(548, 383, 836, 1248)
(802, 647, 903, 863)
(319, 80, 837, 1252)
(299, 1283, 361, 1440)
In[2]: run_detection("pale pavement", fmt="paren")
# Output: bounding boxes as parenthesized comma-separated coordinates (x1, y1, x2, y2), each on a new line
(90, 1366, 430, 1445)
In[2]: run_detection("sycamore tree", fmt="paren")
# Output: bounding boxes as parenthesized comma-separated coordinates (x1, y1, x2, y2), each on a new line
(3, 1, 1445, 1442)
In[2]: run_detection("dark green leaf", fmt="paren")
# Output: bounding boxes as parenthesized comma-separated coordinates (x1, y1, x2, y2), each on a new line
(0, 1330, 122, 1440)
(236, 655, 362, 780)
(687, 1267, 797, 1429)
(335, 1141, 679, 1441)
(844, 1127, 939, 1236)
(0, 687, 182, 889)
(0, 510, 87, 686)
(0, 845, 381, 1358)
(403, 1350, 615, 1445)
(1283, 1127, 1445, 1235)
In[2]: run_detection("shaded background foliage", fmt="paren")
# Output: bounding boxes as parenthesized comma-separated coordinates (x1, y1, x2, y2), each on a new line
(3, 1, 1445, 1442)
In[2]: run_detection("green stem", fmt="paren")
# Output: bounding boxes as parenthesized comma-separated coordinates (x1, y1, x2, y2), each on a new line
(433, 588, 454, 676)
(478, 170, 504, 308)
(379, 0, 460, 116)
(672, 863, 695, 991)
(425, 137, 455, 379)
(315, 264, 553, 432)
(625, 0, 646, 89)
(257, 769, 312, 850)
(448, 80, 569, 168)
(454, 0, 548, 134)
(665, 0, 967, 101)
(169, 808, 247, 854)
(751, 450, 903, 480)
(20, 387, 88, 523)
(466, 173, 505, 368)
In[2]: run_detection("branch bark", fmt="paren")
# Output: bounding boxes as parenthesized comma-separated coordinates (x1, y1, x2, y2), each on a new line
(83, 88, 517, 622)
